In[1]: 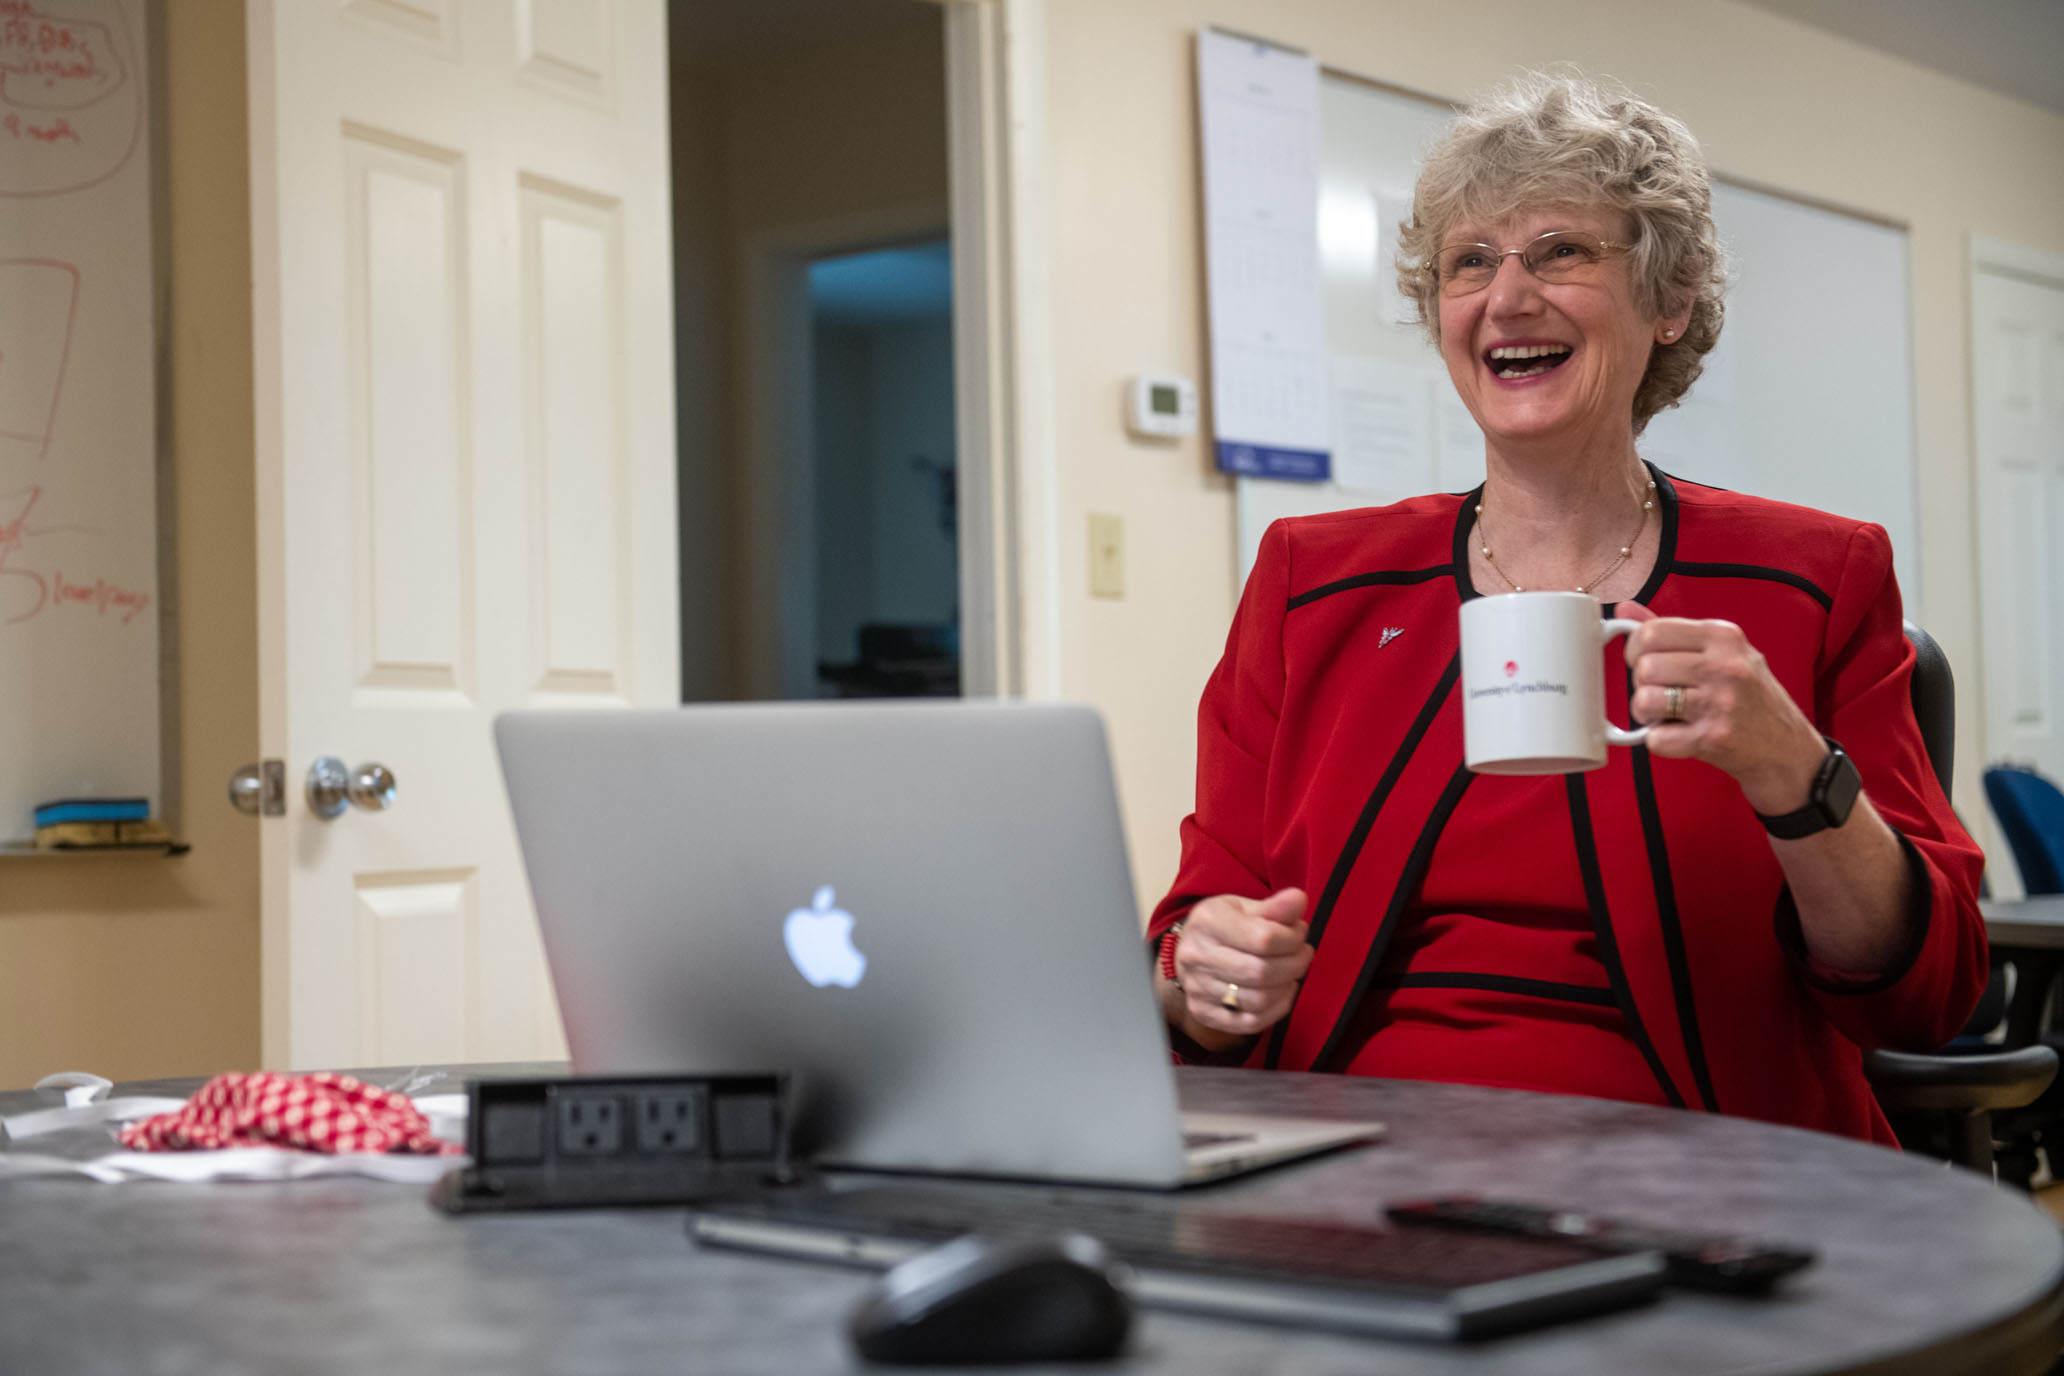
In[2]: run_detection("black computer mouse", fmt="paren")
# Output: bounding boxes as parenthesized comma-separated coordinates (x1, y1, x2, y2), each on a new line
(847, 1233, 1134, 1365)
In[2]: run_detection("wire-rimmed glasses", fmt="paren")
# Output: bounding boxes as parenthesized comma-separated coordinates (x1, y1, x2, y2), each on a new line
(1434, 230, 1632, 297)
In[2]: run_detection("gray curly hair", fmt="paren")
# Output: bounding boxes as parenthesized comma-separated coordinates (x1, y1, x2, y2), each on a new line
(1395, 69, 1726, 434)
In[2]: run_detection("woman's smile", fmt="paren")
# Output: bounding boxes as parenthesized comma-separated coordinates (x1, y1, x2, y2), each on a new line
(1483, 339, 1575, 381)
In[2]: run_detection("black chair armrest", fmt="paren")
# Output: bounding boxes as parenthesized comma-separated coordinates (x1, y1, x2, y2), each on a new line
(1864, 1046, 2059, 1114)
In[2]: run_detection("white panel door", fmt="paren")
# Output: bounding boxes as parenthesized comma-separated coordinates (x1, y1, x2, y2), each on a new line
(1975, 264, 2064, 893)
(248, 0, 677, 1067)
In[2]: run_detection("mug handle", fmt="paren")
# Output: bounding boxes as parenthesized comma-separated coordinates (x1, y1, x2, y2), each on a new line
(1599, 618, 1650, 747)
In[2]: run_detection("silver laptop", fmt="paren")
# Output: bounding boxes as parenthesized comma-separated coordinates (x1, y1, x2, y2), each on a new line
(494, 700, 1379, 1187)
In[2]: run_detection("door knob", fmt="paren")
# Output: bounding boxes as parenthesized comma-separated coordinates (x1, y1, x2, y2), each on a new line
(228, 760, 286, 816)
(307, 756, 398, 820)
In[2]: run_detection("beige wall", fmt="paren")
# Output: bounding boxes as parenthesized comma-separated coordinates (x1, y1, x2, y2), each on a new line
(0, 0, 259, 1089)
(1032, 0, 2064, 914)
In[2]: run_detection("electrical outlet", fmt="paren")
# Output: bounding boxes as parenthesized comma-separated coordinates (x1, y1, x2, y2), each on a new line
(634, 1088, 704, 1155)
(442, 1074, 790, 1211)
(556, 1092, 623, 1156)
(1089, 513, 1124, 599)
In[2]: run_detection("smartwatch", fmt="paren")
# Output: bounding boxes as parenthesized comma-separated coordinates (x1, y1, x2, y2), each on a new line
(1756, 738, 1861, 840)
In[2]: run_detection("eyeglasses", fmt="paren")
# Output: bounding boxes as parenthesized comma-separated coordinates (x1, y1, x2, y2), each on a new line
(1433, 230, 1631, 297)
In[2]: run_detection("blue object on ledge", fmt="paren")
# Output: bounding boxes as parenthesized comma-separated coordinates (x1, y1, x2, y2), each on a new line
(33, 797, 150, 827)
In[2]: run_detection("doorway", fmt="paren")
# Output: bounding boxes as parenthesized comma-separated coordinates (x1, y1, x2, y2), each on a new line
(809, 240, 960, 698)
(667, 0, 962, 703)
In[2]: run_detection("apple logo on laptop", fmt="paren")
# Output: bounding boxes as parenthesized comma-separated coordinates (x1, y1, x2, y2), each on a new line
(783, 885, 868, 988)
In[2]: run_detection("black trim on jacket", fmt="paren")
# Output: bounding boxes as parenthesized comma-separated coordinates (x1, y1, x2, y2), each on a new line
(1309, 765, 1477, 1074)
(1288, 565, 1452, 610)
(1566, 775, 1688, 1108)
(1671, 562, 1834, 612)
(1631, 742, 1719, 1113)
(1303, 655, 1462, 956)
(1263, 656, 1461, 1064)
(1450, 484, 1485, 602)
(1378, 971, 1618, 1007)
(1448, 463, 1680, 608)
(1263, 653, 1462, 1069)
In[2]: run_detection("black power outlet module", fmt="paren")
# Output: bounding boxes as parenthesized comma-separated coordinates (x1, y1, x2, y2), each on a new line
(433, 1073, 792, 1212)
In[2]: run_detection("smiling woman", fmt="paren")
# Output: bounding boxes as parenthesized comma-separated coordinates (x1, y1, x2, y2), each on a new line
(1145, 70, 1987, 1146)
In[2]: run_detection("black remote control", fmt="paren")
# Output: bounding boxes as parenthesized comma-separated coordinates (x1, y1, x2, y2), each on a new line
(1385, 1197, 1816, 1294)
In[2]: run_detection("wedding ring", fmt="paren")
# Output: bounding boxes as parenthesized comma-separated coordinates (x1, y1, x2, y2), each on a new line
(1664, 684, 1687, 721)
(1220, 982, 1242, 1012)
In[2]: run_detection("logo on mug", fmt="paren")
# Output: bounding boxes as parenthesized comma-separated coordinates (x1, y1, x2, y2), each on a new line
(1505, 660, 1518, 678)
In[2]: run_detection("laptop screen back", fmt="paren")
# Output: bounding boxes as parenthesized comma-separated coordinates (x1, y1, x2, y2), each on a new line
(495, 701, 1191, 1185)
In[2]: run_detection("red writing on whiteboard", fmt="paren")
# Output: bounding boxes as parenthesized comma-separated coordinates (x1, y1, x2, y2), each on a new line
(2, 111, 77, 141)
(0, 0, 137, 197)
(52, 568, 147, 623)
(0, 4, 107, 87)
(0, 483, 51, 623)
(0, 485, 111, 626)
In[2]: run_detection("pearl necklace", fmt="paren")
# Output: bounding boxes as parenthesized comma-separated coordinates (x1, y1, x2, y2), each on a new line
(1476, 475, 1657, 595)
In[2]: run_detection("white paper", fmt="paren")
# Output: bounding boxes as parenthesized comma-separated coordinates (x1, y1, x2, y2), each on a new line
(1374, 188, 1416, 329)
(33, 1071, 113, 1107)
(2, 1095, 187, 1139)
(414, 1093, 470, 1147)
(1198, 31, 1330, 475)
(1329, 355, 1433, 495)
(0, 1146, 465, 1184)
(1435, 388, 1487, 491)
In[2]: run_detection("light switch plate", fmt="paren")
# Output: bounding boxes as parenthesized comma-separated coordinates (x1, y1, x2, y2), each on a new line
(1089, 513, 1124, 599)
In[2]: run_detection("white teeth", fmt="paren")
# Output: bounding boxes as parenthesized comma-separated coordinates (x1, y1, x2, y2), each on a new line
(1487, 344, 1573, 360)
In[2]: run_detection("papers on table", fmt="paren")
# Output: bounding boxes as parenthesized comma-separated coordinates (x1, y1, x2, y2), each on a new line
(0, 1145, 464, 1184)
(0, 1086, 470, 1185)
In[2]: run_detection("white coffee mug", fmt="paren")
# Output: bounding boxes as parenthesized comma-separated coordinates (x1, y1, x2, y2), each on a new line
(1460, 591, 1649, 775)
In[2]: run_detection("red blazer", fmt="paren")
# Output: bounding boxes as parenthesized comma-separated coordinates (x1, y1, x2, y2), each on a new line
(1150, 470, 1988, 1144)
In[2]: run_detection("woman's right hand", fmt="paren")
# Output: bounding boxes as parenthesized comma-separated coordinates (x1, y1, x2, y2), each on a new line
(1164, 887, 1314, 1047)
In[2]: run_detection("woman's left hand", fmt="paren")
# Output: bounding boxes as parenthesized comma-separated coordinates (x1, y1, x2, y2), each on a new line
(1614, 602, 1828, 816)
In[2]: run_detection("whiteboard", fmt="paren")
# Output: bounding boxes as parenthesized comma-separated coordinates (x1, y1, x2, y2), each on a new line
(1238, 72, 1919, 599)
(0, 0, 163, 842)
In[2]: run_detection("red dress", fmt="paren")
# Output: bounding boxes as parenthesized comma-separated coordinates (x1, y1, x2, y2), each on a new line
(1149, 469, 1987, 1144)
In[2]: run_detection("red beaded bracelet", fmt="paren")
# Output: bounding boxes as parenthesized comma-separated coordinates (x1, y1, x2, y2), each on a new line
(1157, 919, 1185, 989)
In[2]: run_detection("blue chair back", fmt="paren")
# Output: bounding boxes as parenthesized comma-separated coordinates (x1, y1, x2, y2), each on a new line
(1984, 765, 2064, 896)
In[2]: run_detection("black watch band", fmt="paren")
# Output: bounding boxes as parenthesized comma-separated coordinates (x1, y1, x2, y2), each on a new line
(1756, 738, 1861, 840)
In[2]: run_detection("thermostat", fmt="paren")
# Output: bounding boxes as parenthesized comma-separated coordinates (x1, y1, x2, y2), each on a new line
(1127, 374, 1198, 438)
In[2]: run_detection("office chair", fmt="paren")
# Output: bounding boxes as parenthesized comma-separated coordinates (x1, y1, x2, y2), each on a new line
(1981, 764, 2064, 1052)
(1985, 765, 2064, 896)
(1861, 624, 2058, 1178)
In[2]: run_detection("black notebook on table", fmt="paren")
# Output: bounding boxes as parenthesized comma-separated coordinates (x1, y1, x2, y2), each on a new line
(688, 1183, 1666, 1341)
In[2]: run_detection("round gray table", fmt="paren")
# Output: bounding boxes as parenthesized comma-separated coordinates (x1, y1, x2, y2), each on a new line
(2, 1064, 2060, 1375)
